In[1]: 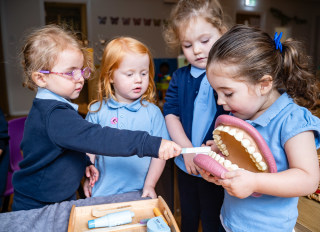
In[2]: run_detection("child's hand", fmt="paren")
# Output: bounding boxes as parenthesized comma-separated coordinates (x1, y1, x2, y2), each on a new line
(85, 165, 99, 187)
(219, 169, 256, 199)
(206, 140, 219, 153)
(158, 139, 181, 160)
(141, 185, 157, 199)
(183, 153, 199, 175)
(83, 178, 92, 197)
(198, 168, 222, 185)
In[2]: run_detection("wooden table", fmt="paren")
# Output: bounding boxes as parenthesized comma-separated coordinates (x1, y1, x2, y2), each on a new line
(295, 197, 320, 232)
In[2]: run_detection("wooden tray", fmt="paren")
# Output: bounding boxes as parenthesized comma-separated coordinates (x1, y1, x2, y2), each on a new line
(68, 196, 180, 232)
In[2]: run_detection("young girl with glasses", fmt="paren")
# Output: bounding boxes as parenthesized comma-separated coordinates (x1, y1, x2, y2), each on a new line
(12, 25, 181, 211)
(200, 24, 320, 232)
(84, 37, 169, 199)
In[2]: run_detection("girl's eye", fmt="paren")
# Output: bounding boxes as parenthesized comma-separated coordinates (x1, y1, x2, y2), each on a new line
(201, 39, 209, 44)
(65, 71, 73, 76)
(183, 44, 191, 49)
(225, 93, 233, 97)
(127, 73, 133, 77)
(141, 72, 148, 76)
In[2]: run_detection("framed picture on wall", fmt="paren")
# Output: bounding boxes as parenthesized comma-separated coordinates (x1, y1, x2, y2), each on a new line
(236, 12, 261, 28)
(44, 2, 87, 41)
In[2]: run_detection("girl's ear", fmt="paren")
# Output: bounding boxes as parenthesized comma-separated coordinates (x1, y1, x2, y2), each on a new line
(259, 75, 273, 95)
(31, 72, 47, 88)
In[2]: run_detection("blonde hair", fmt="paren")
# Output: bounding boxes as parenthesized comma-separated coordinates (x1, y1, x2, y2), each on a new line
(21, 24, 93, 91)
(163, 0, 229, 50)
(88, 37, 156, 112)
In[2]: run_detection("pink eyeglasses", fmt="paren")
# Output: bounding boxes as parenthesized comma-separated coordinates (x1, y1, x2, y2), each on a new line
(39, 67, 91, 81)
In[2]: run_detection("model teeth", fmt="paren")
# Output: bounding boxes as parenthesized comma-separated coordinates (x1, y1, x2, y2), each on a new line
(213, 125, 268, 172)
(228, 128, 237, 136)
(246, 146, 255, 154)
(241, 139, 250, 148)
(208, 151, 240, 171)
(235, 132, 244, 141)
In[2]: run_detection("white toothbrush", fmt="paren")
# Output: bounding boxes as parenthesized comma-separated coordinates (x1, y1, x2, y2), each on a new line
(181, 146, 211, 154)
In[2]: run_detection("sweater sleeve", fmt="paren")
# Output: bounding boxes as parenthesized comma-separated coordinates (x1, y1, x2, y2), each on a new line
(163, 70, 180, 117)
(46, 105, 161, 158)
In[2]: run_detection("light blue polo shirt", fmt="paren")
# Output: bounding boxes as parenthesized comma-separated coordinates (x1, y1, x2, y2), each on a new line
(191, 66, 216, 147)
(175, 66, 216, 175)
(221, 93, 320, 232)
(86, 98, 170, 197)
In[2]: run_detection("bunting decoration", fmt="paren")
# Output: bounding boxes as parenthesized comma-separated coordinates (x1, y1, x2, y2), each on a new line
(110, 17, 119, 25)
(98, 16, 107, 25)
(97, 16, 167, 27)
(122, 17, 131, 26)
(153, 19, 162, 27)
(133, 18, 142, 26)
(143, 18, 152, 26)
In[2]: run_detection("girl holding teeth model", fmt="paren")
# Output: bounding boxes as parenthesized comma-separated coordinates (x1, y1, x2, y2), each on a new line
(199, 25, 320, 232)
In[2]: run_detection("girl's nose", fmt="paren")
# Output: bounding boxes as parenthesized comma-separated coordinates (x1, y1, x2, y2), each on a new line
(193, 43, 201, 55)
(217, 96, 225, 106)
(77, 75, 85, 83)
(134, 74, 142, 82)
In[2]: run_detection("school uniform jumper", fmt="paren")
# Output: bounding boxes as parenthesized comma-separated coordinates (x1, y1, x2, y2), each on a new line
(86, 98, 170, 197)
(163, 65, 227, 232)
(12, 88, 161, 211)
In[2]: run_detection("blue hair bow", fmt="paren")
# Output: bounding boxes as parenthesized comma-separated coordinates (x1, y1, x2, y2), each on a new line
(273, 32, 283, 52)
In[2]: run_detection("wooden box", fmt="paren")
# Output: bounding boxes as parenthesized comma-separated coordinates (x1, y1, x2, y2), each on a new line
(68, 196, 180, 232)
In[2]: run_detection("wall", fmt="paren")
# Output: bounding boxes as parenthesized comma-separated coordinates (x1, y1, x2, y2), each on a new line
(1, 0, 320, 116)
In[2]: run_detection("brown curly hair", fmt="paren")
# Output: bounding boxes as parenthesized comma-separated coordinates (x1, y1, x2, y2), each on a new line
(207, 25, 320, 114)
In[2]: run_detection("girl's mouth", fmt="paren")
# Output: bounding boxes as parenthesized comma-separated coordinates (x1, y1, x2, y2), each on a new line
(196, 57, 205, 61)
(133, 87, 141, 93)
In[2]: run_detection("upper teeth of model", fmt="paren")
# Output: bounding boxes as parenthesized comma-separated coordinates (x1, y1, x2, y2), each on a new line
(212, 125, 267, 171)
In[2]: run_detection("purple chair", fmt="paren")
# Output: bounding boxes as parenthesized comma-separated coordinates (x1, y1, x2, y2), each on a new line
(2, 116, 26, 211)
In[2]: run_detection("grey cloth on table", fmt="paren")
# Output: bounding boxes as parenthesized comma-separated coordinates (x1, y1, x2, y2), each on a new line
(0, 191, 147, 232)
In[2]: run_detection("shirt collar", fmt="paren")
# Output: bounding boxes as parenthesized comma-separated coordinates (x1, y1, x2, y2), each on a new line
(246, 92, 292, 127)
(107, 97, 143, 112)
(190, 65, 206, 78)
(35, 87, 79, 111)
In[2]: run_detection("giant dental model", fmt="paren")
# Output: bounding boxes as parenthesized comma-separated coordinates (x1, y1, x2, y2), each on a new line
(194, 115, 277, 181)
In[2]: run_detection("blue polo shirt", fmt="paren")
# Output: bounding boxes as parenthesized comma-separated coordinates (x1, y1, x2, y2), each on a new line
(163, 65, 226, 174)
(221, 92, 320, 232)
(191, 66, 216, 147)
(86, 98, 170, 197)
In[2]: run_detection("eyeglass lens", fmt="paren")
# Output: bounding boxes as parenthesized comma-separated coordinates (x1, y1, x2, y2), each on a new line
(73, 68, 91, 80)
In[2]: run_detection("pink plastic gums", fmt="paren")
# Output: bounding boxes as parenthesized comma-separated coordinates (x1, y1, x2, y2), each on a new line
(194, 115, 277, 197)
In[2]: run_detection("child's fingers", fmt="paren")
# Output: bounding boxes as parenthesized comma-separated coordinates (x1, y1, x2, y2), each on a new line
(141, 192, 148, 198)
(221, 170, 240, 179)
(85, 168, 90, 178)
(206, 140, 215, 146)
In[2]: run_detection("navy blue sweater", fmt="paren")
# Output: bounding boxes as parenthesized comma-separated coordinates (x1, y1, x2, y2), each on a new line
(13, 99, 161, 205)
(163, 65, 227, 144)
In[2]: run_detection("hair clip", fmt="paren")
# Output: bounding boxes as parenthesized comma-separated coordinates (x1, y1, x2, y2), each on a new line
(273, 32, 283, 52)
